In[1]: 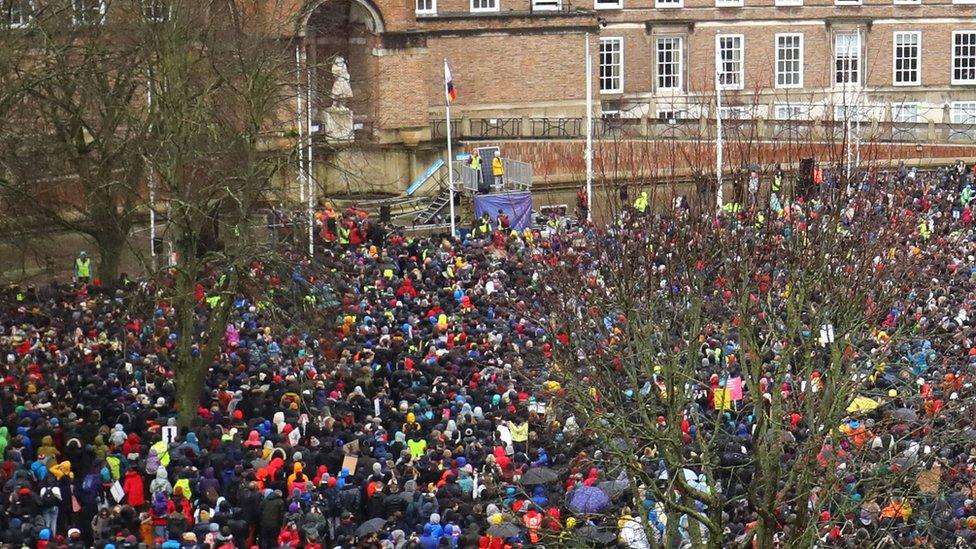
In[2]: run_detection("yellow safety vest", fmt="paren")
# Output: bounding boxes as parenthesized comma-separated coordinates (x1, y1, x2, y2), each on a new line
(75, 258, 91, 278)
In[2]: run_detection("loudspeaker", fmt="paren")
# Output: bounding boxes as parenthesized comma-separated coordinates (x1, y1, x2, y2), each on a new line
(379, 205, 391, 223)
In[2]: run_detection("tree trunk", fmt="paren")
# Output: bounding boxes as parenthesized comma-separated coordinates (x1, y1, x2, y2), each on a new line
(175, 360, 207, 428)
(94, 227, 128, 284)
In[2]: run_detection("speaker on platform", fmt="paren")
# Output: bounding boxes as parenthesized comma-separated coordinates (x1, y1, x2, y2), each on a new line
(379, 205, 391, 223)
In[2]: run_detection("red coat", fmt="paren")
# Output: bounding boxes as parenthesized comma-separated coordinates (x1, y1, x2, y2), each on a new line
(122, 470, 146, 507)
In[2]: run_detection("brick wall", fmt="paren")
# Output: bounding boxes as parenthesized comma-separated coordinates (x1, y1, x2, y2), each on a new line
(425, 33, 591, 107)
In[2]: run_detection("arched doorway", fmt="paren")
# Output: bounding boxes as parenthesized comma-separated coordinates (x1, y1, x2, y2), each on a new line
(303, 0, 384, 138)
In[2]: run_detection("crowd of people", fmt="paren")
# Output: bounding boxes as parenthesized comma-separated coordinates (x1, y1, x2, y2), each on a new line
(0, 161, 973, 549)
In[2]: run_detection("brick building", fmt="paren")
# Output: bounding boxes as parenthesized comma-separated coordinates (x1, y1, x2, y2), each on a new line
(279, 0, 976, 192)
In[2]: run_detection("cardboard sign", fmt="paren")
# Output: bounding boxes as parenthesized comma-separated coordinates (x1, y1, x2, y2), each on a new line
(820, 324, 835, 345)
(288, 427, 301, 446)
(374, 398, 381, 417)
(728, 377, 744, 401)
(343, 439, 360, 456)
(110, 481, 125, 503)
(341, 454, 359, 475)
(161, 425, 178, 444)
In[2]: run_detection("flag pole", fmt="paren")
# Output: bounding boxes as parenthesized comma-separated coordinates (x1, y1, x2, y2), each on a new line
(585, 33, 593, 223)
(306, 40, 314, 258)
(444, 59, 456, 238)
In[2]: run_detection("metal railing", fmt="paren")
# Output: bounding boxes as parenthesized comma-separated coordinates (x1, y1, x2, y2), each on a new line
(431, 116, 976, 144)
(456, 158, 532, 194)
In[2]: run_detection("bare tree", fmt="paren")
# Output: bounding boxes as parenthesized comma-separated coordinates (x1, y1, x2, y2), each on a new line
(0, 1, 154, 281)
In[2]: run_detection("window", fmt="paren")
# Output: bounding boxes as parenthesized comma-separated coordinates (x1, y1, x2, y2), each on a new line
(656, 0, 682, 7)
(595, 0, 622, 9)
(416, 0, 436, 15)
(951, 102, 976, 124)
(892, 32, 920, 86)
(834, 105, 869, 122)
(775, 33, 803, 88)
(835, 0, 861, 5)
(775, 104, 808, 120)
(470, 0, 497, 12)
(656, 37, 683, 91)
(719, 106, 749, 120)
(657, 109, 686, 124)
(894, 0, 918, 5)
(143, 0, 169, 22)
(892, 103, 920, 123)
(599, 37, 623, 93)
(716, 0, 743, 6)
(834, 32, 861, 85)
(775, 0, 802, 6)
(952, 32, 976, 84)
(531, 0, 560, 10)
(2, 0, 32, 27)
(73, 0, 105, 24)
(716, 34, 744, 90)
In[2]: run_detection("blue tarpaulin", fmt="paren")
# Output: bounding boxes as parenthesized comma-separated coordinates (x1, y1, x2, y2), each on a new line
(474, 191, 533, 231)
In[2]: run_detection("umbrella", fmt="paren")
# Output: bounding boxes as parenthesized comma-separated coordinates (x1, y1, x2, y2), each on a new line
(576, 525, 617, 544)
(846, 396, 879, 414)
(568, 486, 611, 514)
(520, 467, 559, 486)
(250, 458, 268, 469)
(355, 517, 387, 537)
(885, 408, 918, 423)
(597, 479, 628, 498)
(486, 523, 521, 538)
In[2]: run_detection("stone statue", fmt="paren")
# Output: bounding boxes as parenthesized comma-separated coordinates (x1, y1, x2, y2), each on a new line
(324, 56, 354, 142)
(330, 56, 353, 106)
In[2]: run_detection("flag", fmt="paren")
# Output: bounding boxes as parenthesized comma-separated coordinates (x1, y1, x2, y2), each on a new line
(444, 61, 457, 103)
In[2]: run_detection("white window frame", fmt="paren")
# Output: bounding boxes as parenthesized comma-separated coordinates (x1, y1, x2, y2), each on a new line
(655, 0, 683, 7)
(775, 33, 804, 89)
(599, 37, 624, 94)
(834, 104, 869, 122)
(72, 0, 105, 25)
(953, 0, 975, 5)
(774, 104, 809, 120)
(892, 31, 920, 86)
(834, 31, 861, 87)
(531, 0, 561, 10)
(775, 0, 802, 6)
(715, 34, 744, 90)
(893, 0, 919, 5)
(952, 31, 976, 85)
(416, 0, 437, 16)
(715, 0, 743, 7)
(470, 0, 498, 13)
(719, 106, 749, 120)
(655, 36, 683, 91)
(143, 0, 171, 22)
(835, 0, 862, 5)
(892, 102, 920, 123)
(656, 109, 686, 124)
(594, 0, 622, 9)
(951, 102, 976, 124)
(3, 0, 33, 28)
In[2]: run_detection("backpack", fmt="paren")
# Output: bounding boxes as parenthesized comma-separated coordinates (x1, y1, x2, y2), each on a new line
(40, 487, 60, 508)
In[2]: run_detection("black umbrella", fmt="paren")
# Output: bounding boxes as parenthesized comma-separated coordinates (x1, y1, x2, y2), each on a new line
(486, 523, 521, 538)
(884, 408, 918, 423)
(576, 525, 617, 545)
(354, 517, 387, 537)
(520, 466, 559, 486)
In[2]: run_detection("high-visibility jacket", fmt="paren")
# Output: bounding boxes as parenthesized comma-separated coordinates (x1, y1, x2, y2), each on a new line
(772, 173, 783, 193)
(492, 157, 504, 176)
(338, 225, 351, 245)
(633, 192, 649, 213)
(75, 258, 91, 278)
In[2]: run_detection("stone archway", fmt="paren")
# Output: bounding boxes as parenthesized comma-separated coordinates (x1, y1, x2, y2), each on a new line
(302, 0, 385, 139)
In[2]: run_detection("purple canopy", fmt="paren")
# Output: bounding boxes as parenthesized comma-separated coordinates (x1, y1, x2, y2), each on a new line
(568, 486, 611, 514)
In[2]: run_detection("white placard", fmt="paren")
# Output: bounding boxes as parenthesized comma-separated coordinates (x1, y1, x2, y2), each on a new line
(110, 481, 125, 502)
(161, 425, 178, 444)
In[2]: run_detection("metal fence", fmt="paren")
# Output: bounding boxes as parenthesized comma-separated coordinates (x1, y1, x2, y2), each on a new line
(431, 115, 976, 144)
(455, 158, 532, 194)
